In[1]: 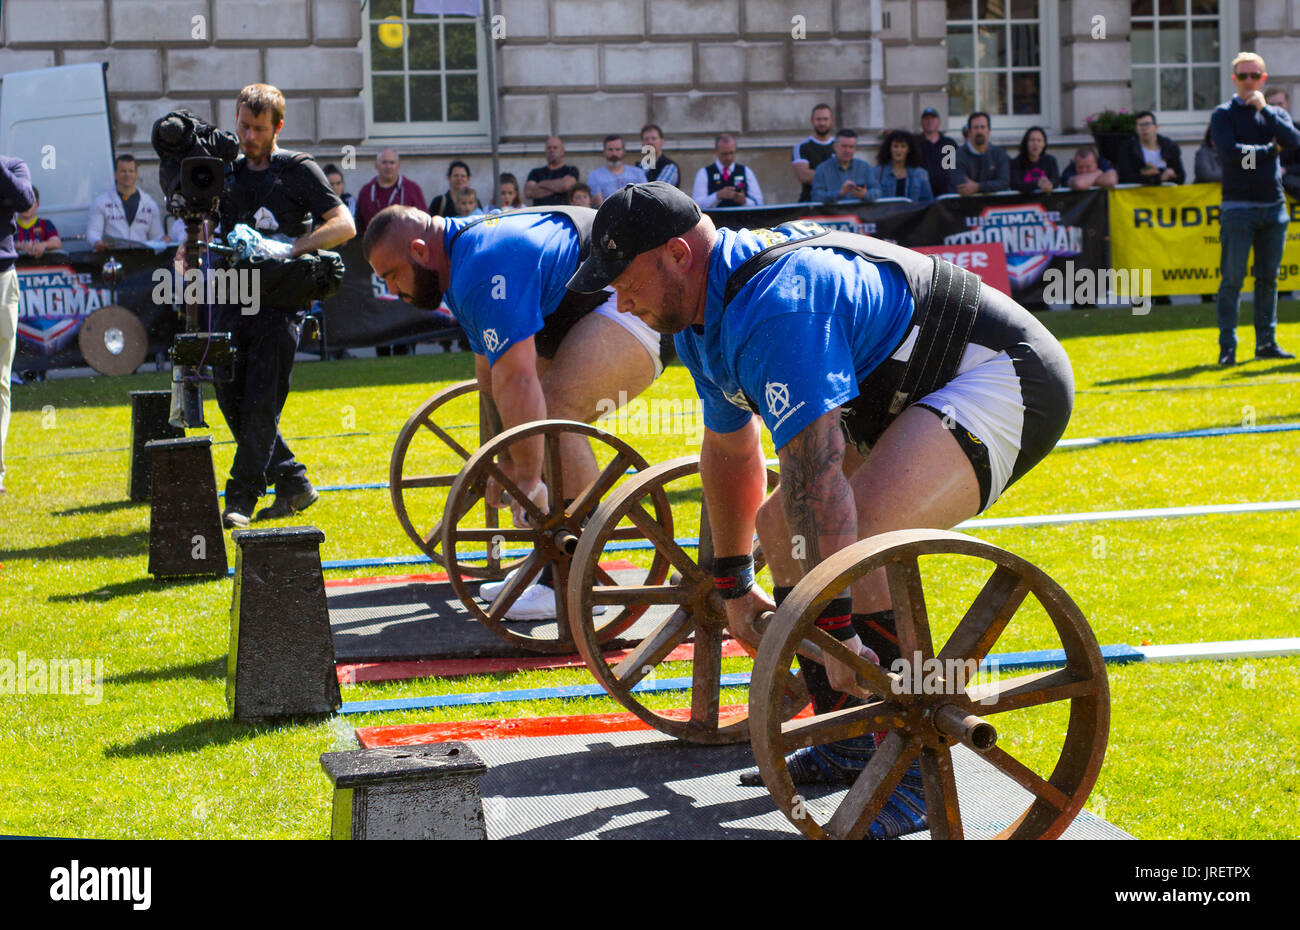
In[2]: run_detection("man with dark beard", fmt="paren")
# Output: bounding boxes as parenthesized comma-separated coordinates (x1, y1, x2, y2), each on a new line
(362, 203, 664, 620)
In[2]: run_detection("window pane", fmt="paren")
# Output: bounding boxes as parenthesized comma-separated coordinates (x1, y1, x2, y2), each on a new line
(1011, 23, 1039, 66)
(1190, 22, 1217, 63)
(977, 0, 1007, 17)
(1132, 21, 1154, 63)
(947, 28, 974, 68)
(1012, 72, 1040, 114)
(948, 72, 975, 116)
(1159, 24, 1187, 64)
(408, 23, 441, 70)
(372, 74, 405, 122)
(1132, 0, 1153, 15)
(1192, 67, 1219, 109)
(1009, 0, 1037, 17)
(1190, 0, 1218, 12)
(446, 74, 479, 121)
(445, 21, 477, 70)
(371, 22, 405, 71)
(976, 24, 1006, 68)
(1159, 0, 1186, 13)
(978, 70, 1007, 114)
(1132, 68, 1156, 111)
(371, 0, 400, 18)
(410, 74, 443, 122)
(947, 0, 972, 17)
(1161, 68, 1188, 110)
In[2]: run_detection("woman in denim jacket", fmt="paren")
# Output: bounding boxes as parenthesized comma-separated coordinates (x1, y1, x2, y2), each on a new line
(872, 130, 934, 202)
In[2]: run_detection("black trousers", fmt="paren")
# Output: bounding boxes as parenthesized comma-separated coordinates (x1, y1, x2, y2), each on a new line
(212, 306, 310, 508)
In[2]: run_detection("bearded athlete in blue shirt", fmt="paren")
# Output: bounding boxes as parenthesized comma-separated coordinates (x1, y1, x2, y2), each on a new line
(568, 183, 1074, 839)
(363, 204, 664, 620)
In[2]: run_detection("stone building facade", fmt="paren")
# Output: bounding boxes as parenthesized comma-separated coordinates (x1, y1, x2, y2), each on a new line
(3, 0, 1299, 208)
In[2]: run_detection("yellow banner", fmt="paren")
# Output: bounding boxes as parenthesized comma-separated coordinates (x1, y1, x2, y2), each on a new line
(1109, 183, 1300, 295)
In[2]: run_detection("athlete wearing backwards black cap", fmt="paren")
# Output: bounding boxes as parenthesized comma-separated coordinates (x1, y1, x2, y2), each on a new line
(569, 182, 1074, 838)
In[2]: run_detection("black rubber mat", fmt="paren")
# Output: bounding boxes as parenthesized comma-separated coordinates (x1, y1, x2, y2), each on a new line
(328, 568, 675, 662)
(472, 731, 1133, 840)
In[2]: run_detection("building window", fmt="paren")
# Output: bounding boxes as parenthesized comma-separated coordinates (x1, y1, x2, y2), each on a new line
(945, 1, 1045, 120)
(362, 0, 489, 139)
(1131, 1, 1221, 115)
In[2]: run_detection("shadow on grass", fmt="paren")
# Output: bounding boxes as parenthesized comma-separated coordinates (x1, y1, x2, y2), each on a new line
(105, 655, 226, 685)
(51, 499, 145, 517)
(1, 529, 150, 561)
(1095, 361, 1227, 386)
(48, 575, 221, 603)
(104, 713, 327, 757)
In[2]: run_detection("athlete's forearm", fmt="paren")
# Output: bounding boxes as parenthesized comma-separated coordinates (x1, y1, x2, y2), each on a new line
(777, 412, 857, 572)
(700, 421, 767, 559)
(490, 368, 547, 482)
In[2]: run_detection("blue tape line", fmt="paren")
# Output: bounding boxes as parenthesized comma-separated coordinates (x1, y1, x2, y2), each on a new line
(337, 647, 1145, 714)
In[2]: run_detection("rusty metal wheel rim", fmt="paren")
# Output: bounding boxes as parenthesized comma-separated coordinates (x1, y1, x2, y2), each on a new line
(442, 419, 660, 654)
(389, 380, 521, 579)
(750, 529, 1109, 840)
(569, 458, 808, 744)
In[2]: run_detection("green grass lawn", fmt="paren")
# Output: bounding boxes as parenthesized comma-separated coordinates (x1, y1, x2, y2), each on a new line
(1, 300, 1297, 839)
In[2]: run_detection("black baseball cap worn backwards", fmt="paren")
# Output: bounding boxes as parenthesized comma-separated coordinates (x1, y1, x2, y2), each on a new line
(567, 181, 701, 293)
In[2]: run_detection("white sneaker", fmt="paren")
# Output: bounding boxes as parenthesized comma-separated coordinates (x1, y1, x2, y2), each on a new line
(479, 568, 521, 602)
(501, 583, 558, 621)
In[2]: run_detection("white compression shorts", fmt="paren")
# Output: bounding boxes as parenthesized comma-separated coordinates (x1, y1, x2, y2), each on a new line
(591, 288, 664, 378)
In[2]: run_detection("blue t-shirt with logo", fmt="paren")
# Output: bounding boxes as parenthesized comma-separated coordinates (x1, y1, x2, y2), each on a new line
(674, 225, 915, 451)
(442, 212, 582, 364)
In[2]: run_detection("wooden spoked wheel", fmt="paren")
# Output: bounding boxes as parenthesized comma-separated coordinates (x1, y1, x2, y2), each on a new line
(568, 457, 807, 744)
(389, 379, 519, 579)
(442, 420, 669, 654)
(750, 529, 1109, 840)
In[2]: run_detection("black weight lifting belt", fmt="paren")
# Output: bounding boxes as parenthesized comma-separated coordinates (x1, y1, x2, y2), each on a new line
(722, 231, 982, 444)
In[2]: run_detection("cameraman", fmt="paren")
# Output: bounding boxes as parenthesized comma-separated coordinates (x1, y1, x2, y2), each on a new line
(214, 83, 355, 528)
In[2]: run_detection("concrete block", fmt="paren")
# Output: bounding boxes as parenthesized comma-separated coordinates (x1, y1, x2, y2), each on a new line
(835, 0, 871, 34)
(501, 45, 599, 89)
(128, 391, 184, 502)
(227, 526, 338, 721)
(501, 94, 553, 139)
(313, 0, 363, 43)
(792, 40, 869, 84)
(555, 93, 648, 137)
(214, 0, 309, 43)
(266, 49, 364, 92)
(1063, 85, 1129, 130)
(652, 92, 744, 135)
(881, 0, 910, 39)
(743, 0, 831, 36)
(64, 48, 164, 96)
(839, 89, 873, 133)
(6, 0, 107, 45)
(552, 0, 644, 38)
(0, 50, 58, 71)
(497, 0, 550, 38)
(166, 48, 262, 94)
(915, 0, 946, 40)
(883, 92, 916, 133)
(110, 0, 207, 44)
(698, 42, 787, 85)
(1254, 39, 1300, 78)
(747, 89, 830, 132)
(321, 744, 489, 841)
(317, 96, 366, 144)
(602, 43, 693, 86)
(649, 0, 740, 37)
(1068, 0, 1128, 38)
(1064, 39, 1130, 84)
(115, 97, 215, 146)
(1252, 1, 1289, 32)
(276, 103, 318, 145)
(146, 436, 227, 578)
(883, 44, 946, 89)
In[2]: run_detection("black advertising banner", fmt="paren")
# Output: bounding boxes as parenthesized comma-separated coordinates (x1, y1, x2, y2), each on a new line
(707, 190, 1109, 305)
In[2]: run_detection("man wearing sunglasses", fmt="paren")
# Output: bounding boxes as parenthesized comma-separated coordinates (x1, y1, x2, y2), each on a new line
(1210, 52, 1300, 366)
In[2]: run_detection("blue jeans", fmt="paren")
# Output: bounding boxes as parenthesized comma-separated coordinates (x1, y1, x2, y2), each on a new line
(1216, 203, 1290, 353)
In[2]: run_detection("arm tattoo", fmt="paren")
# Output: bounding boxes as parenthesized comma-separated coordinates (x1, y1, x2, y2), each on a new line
(779, 413, 856, 572)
